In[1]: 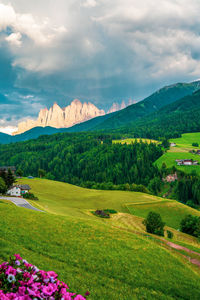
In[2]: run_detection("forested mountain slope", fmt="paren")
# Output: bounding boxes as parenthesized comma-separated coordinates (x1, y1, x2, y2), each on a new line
(123, 89, 200, 139)
(93, 81, 200, 130)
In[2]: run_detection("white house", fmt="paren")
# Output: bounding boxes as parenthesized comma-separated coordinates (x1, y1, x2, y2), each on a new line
(175, 159, 198, 166)
(7, 184, 31, 197)
(170, 143, 176, 147)
(7, 186, 21, 196)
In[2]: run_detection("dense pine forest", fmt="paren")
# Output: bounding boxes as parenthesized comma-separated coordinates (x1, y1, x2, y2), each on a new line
(1, 131, 200, 206)
(0, 133, 162, 188)
(117, 90, 200, 139)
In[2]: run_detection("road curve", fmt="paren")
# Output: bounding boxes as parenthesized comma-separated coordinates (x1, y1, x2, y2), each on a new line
(0, 196, 43, 212)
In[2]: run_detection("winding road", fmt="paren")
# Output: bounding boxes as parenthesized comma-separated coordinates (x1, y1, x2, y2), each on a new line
(0, 196, 43, 212)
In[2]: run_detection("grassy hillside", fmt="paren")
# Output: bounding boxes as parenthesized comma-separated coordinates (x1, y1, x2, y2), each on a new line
(17, 178, 161, 218)
(1, 188, 200, 299)
(156, 132, 200, 175)
(126, 199, 200, 230)
(18, 178, 200, 228)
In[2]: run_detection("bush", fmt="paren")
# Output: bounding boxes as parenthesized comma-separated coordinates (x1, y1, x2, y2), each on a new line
(0, 254, 89, 299)
(143, 211, 165, 236)
(180, 214, 200, 237)
(0, 177, 7, 194)
(22, 193, 38, 200)
(92, 210, 110, 218)
(192, 142, 199, 147)
(131, 184, 150, 194)
(186, 200, 197, 209)
(167, 230, 173, 239)
(104, 209, 117, 214)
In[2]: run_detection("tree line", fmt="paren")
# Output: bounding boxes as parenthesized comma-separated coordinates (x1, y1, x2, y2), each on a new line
(0, 132, 163, 188)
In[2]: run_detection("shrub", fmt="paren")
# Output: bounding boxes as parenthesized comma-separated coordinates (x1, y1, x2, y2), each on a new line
(0, 254, 89, 299)
(167, 230, 173, 239)
(131, 184, 150, 194)
(192, 142, 199, 147)
(186, 200, 197, 209)
(180, 214, 200, 237)
(143, 211, 165, 236)
(0, 177, 7, 194)
(22, 193, 38, 200)
(103, 209, 117, 214)
(92, 210, 110, 218)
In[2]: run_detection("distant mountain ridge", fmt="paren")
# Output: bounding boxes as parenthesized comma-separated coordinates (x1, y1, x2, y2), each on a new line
(14, 98, 137, 135)
(1, 80, 200, 144)
(14, 99, 105, 135)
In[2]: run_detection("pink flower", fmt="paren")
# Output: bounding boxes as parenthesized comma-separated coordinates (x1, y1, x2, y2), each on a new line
(74, 295, 86, 300)
(14, 254, 22, 260)
(47, 271, 58, 279)
(0, 255, 89, 299)
(42, 283, 57, 296)
(5, 266, 16, 276)
(18, 286, 26, 296)
(0, 262, 8, 270)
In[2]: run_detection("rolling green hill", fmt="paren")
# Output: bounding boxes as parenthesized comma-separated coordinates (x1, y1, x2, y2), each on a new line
(17, 178, 165, 218)
(1, 178, 200, 299)
(18, 178, 200, 230)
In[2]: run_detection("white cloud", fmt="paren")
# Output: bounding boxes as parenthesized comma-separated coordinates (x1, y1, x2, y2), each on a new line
(82, 0, 97, 8)
(1, 0, 200, 118)
(0, 2, 67, 46)
(5, 32, 22, 46)
(0, 126, 17, 135)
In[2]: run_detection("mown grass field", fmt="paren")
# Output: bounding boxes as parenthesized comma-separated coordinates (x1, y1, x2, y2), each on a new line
(17, 178, 161, 218)
(1, 178, 200, 299)
(170, 133, 200, 150)
(113, 138, 158, 145)
(155, 132, 200, 175)
(126, 199, 200, 230)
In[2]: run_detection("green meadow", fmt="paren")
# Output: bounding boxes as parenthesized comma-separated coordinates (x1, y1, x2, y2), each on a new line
(170, 132, 200, 150)
(155, 132, 200, 175)
(17, 178, 161, 218)
(113, 138, 158, 145)
(126, 199, 200, 230)
(1, 178, 200, 299)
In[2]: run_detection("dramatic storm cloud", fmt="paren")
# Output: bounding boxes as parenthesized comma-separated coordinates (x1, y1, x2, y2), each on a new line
(0, 0, 200, 129)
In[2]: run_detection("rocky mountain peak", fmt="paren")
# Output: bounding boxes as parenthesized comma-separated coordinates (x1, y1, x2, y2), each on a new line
(14, 99, 105, 135)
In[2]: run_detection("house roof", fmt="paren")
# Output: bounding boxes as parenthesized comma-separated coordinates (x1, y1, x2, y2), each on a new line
(18, 184, 31, 190)
(9, 184, 31, 191)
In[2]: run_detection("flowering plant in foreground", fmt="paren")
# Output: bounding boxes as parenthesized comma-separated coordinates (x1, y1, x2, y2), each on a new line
(0, 254, 89, 300)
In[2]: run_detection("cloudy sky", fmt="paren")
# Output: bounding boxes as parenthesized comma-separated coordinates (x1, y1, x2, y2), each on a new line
(0, 0, 200, 132)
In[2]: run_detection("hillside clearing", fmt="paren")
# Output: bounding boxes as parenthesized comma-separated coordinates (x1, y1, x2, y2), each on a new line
(113, 138, 158, 145)
(155, 132, 200, 175)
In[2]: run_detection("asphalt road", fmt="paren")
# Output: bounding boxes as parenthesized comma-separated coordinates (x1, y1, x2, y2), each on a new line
(0, 196, 43, 212)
